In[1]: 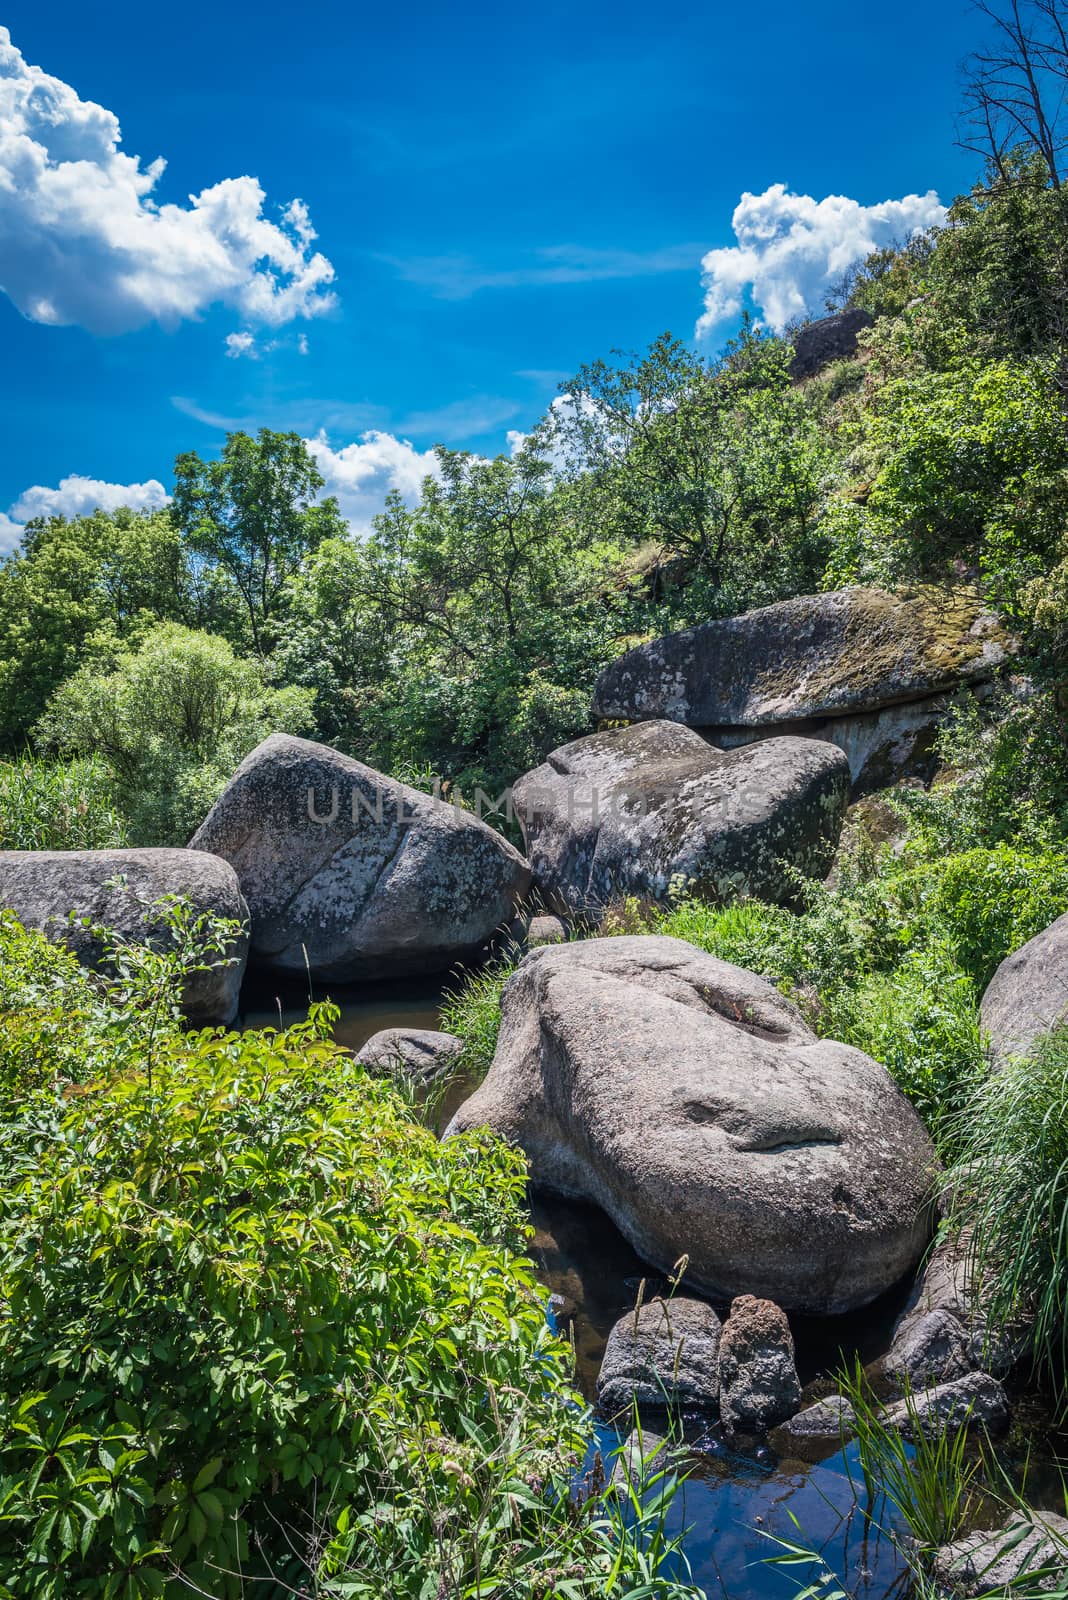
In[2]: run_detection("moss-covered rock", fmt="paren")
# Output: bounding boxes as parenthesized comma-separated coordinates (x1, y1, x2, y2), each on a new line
(593, 585, 1013, 729)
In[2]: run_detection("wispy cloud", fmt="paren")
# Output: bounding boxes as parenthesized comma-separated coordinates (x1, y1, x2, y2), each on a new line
(387, 242, 703, 300)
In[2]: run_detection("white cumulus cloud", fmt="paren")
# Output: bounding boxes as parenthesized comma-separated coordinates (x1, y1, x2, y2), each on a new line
(225, 331, 257, 359)
(0, 26, 337, 335)
(306, 432, 442, 534)
(696, 184, 946, 336)
(1, 474, 172, 554)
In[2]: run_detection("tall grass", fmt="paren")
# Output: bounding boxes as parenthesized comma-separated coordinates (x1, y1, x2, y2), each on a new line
(950, 1025, 1068, 1397)
(440, 958, 517, 1081)
(0, 752, 127, 850)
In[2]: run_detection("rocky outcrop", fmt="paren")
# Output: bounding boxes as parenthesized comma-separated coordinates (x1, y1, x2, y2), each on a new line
(789, 308, 874, 382)
(597, 1297, 722, 1414)
(356, 1028, 463, 1085)
(933, 1511, 1068, 1595)
(880, 1372, 1009, 1440)
(981, 911, 1068, 1069)
(190, 734, 531, 981)
(717, 1296, 801, 1434)
(0, 847, 248, 1026)
(447, 935, 938, 1314)
(513, 721, 849, 916)
(592, 587, 1012, 793)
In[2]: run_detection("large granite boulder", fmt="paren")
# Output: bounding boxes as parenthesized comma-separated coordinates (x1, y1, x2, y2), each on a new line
(592, 587, 1012, 793)
(981, 911, 1068, 1069)
(0, 847, 248, 1026)
(789, 308, 874, 381)
(447, 936, 937, 1314)
(189, 734, 531, 981)
(597, 1296, 722, 1415)
(513, 721, 849, 916)
(717, 1296, 801, 1434)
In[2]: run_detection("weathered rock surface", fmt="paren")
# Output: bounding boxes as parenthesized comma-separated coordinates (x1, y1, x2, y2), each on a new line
(356, 1028, 463, 1085)
(447, 935, 937, 1314)
(933, 1510, 1068, 1595)
(889, 1231, 1018, 1379)
(597, 1297, 722, 1414)
(527, 914, 568, 946)
(880, 1372, 1009, 1439)
(789, 308, 874, 382)
(718, 1296, 801, 1434)
(981, 911, 1068, 1069)
(592, 588, 1012, 792)
(775, 1393, 857, 1444)
(190, 734, 531, 981)
(884, 1308, 972, 1390)
(513, 721, 849, 916)
(0, 847, 248, 1026)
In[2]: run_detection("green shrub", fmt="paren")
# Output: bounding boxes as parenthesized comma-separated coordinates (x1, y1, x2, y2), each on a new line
(0, 754, 127, 850)
(951, 1026, 1068, 1398)
(36, 623, 315, 845)
(0, 941, 697, 1598)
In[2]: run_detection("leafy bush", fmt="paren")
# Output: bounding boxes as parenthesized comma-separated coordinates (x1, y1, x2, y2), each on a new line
(0, 754, 127, 850)
(36, 623, 315, 845)
(0, 918, 697, 1599)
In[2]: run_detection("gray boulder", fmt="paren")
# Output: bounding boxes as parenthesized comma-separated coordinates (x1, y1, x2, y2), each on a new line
(527, 914, 568, 946)
(190, 734, 531, 981)
(880, 1372, 1009, 1440)
(890, 1231, 1018, 1378)
(981, 911, 1068, 1069)
(884, 1308, 972, 1390)
(933, 1511, 1068, 1595)
(447, 935, 937, 1314)
(776, 1393, 857, 1444)
(514, 721, 849, 917)
(592, 587, 1012, 793)
(789, 308, 874, 382)
(597, 1296, 722, 1415)
(717, 1296, 801, 1434)
(0, 847, 248, 1026)
(356, 1028, 463, 1086)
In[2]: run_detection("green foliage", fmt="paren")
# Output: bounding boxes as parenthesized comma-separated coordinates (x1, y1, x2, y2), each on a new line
(278, 445, 633, 794)
(0, 914, 700, 1599)
(173, 429, 347, 654)
(0, 509, 191, 750)
(440, 959, 516, 1082)
(549, 326, 834, 613)
(951, 1025, 1068, 1396)
(36, 623, 315, 845)
(0, 754, 127, 850)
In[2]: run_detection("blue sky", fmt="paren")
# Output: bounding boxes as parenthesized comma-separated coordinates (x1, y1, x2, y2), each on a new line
(1, 0, 980, 545)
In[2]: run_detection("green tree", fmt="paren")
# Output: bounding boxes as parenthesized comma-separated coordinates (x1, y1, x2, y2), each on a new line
(173, 429, 347, 653)
(37, 624, 315, 844)
(0, 508, 191, 748)
(279, 445, 634, 791)
(547, 328, 833, 611)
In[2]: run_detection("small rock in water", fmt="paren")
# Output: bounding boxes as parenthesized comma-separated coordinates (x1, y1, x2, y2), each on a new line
(879, 1371, 1009, 1440)
(884, 1307, 972, 1390)
(356, 1028, 464, 1086)
(776, 1393, 857, 1444)
(597, 1296, 721, 1415)
(717, 1296, 801, 1435)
